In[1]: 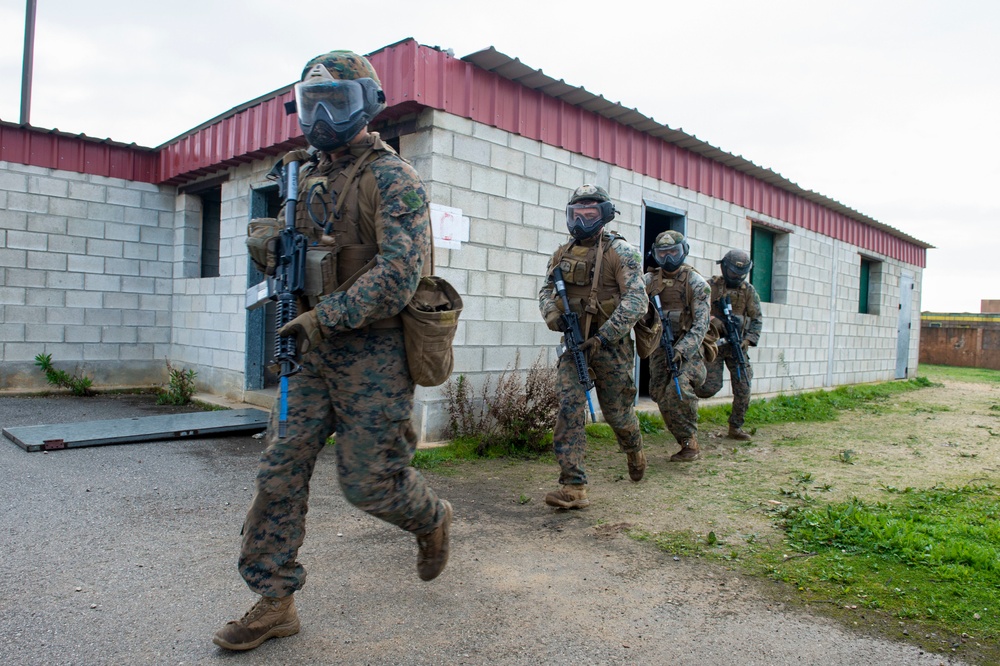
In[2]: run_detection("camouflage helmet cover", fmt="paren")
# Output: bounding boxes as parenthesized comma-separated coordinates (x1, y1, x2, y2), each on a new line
(568, 184, 611, 205)
(295, 50, 386, 151)
(565, 184, 615, 240)
(654, 230, 686, 248)
(301, 50, 381, 84)
(651, 230, 689, 271)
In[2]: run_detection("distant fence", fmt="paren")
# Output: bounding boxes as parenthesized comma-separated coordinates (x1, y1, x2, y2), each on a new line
(920, 313, 1000, 371)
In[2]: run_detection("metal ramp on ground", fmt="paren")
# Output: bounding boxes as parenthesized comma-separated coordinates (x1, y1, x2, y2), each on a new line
(2, 408, 268, 452)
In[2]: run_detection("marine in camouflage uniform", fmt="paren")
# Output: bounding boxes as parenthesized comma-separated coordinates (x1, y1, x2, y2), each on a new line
(214, 51, 451, 652)
(694, 249, 763, 440)
(644, 230, 711, 461)
(538, 185, 648, 510)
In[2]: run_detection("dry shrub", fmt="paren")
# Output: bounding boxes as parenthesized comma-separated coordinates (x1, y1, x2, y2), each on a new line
(445, 352, 559, 457)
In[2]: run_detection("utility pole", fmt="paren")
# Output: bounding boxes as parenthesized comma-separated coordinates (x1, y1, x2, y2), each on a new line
(21, 0, 37, 125)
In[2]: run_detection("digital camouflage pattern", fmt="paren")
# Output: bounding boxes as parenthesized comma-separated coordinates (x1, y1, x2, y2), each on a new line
(540, 230, 647, 486)
(695, 275, 763, 429)
(645, 265, 711, 442)
(568, 183, 611, 205)
(301, 50, 381, 83)
(239, 329, 442, 596)
(313, 137, 431, 332)
(538, 233, 648, 346)
(238, 137, 442, 597)
(552, 334, 643, 485)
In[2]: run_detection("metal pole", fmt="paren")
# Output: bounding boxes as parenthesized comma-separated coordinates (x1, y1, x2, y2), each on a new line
(20, 0, 37, 126)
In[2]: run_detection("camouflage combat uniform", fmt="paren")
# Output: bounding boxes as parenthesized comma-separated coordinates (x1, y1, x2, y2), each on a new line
(239, 132, 444, 597)
(694, 276, 763, 430)
(645, 265, 711, 445)
(539, 231, 647, 486)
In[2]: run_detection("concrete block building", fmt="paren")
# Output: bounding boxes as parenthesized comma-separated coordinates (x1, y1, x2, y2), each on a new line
(0, 39, 931, 440)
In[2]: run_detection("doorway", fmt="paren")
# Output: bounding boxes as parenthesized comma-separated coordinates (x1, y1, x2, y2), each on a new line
(245, 182, 283, 391)
(896, 274, 914, 379)
(637, 201, 686, 398)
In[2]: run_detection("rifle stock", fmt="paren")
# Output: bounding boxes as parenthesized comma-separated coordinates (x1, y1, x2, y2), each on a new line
(551, 266, 597, 423)
(652, 294, 682, 398)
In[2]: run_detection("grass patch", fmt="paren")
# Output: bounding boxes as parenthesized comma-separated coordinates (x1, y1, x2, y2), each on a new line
(699, 377, 934, 426)
(637, 484, 1000, 647)
(412, 434, 555, 470)
(773, 484, 1000, 640)
(919, 364, 1000, 385)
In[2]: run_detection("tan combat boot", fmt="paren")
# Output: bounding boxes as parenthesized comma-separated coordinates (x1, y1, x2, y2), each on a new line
(544, 484, 590, 509)
(670, 436, 701, 462)
(417, 499, 453, 581)
(212, 595, 300, 651)
(728, 426, 752, 441)
(626, 449, 646, 482)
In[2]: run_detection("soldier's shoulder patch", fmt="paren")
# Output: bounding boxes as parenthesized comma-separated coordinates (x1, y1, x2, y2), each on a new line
(370, 155, 428, 217)
(609, 236, 640, 262)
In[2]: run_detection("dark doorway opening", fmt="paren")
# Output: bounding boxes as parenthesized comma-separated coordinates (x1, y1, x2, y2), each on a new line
(638, 203, 686, 398)
(246, 183, 283, 391)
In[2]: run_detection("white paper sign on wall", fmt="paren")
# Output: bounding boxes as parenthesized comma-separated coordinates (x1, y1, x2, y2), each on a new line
(429, 203, 470, 250)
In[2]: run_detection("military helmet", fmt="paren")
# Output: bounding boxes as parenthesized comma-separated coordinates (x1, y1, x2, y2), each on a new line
(718, 249, 752, 287)
(294, 50, 386, 151)
(566, 184, 616, 240)
(651, 230, 689, 272)
(568, 184, 611, 205)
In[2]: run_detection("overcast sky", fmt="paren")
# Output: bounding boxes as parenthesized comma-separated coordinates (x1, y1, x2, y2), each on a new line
(1, 0, 997, 313)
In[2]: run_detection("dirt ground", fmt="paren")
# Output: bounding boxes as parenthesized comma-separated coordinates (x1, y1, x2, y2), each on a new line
(0, 376, 993, 665)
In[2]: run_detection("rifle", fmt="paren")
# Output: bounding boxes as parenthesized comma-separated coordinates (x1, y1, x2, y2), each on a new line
(717, 295, 751, 385)
(651, 294, 682, 398)
(245, 158, 308, 438)
(551, 266, 597, 423)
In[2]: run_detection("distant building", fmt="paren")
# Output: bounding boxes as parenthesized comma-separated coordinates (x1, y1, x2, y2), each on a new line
(921, 302, 1000, 371)
(0, 39, 932, 440)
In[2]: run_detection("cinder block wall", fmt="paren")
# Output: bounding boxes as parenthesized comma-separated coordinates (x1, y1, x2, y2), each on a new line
(0, 112, 924, 441)
(0, 160, 176, 392)
(403, 110, 924, 438)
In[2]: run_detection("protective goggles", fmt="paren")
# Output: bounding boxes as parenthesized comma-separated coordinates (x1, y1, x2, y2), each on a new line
(723, 260, 752, 277)
(653, 243, 685, 265)
(294, 77, 381, 131)
(567, 203, 604, 224)
(567, 201, 614, 225)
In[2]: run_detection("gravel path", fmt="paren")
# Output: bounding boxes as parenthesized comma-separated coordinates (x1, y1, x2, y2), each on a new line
(0, 395, 966, 665)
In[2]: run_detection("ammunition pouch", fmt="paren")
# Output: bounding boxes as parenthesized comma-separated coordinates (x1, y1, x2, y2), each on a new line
(401, 276, 463, 387)
(247, 217, 281, 275)
(633, 303, 661, 360)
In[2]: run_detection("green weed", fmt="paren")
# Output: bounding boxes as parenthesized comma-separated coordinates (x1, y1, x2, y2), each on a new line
(158, 360, 197, 405)
(637, 410, 665, 434)
(33, 353, 94, 396)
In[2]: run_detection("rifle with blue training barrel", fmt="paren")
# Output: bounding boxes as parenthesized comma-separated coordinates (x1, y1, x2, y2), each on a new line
(551, 266, 597, 423)
(244, 158, 309, 438)
(718, 295, 750, 385)
(652, 294, 682, 398)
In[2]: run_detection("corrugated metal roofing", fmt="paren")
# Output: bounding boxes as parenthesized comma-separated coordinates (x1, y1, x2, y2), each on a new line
(460, 46, 931, 264)
(1, 38, 929, 266)
(0, 120, 158, 182)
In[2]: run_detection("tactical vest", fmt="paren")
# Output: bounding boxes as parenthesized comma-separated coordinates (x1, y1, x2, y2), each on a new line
(710, 276, 749, 332)
(647, 265, 697, 335)
(551, 232, 625, 334)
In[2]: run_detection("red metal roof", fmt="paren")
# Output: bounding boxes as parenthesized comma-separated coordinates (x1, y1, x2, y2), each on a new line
(0, 121, 158, 182)
(1, 38, 929, 267)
